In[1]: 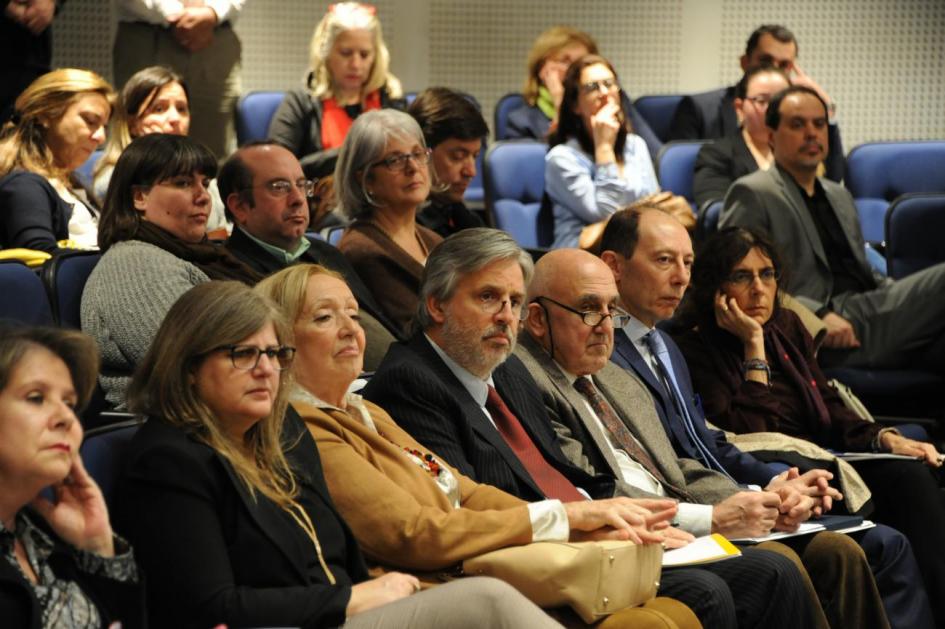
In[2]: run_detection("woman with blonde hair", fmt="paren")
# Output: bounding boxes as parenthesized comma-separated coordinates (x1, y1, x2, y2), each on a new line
(116, 280, 567, 628)
(269, 1, 405, 180)
(0, 68, 114, 252)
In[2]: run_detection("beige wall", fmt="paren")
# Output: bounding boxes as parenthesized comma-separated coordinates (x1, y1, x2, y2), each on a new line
(54, 0, 945, 150)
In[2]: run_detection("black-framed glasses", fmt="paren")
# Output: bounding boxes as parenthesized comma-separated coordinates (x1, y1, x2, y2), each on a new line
(533, 296, 630, 328)
(243, 179, 316, 198)
(214, 345, 296, 370)
(725, 267, 780, 289)
(745, 95, 773, 107)
(580, 78, 619, 94)
(371, 148, 432, 172)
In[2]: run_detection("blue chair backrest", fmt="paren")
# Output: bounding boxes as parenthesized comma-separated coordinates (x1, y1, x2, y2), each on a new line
(884, 193, 945, 279)
(697, 199, 723, 240)
(494, 93, 526, 141)
(80, 418, 145, 509)
(41, 250, 101, 328)
(483, 140, 547, 248)
(0, 261, 53, 325)
(323, 225, 346, 246)
(657, 141, 706, 206)
(633, 94, 684, 143)
(854, 198, 890, 245)
(75, 150, 104, 189)
(235, 91, 287, 145)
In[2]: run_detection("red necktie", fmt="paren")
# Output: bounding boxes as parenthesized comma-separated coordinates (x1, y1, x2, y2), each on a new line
(485, 385, 586, 502)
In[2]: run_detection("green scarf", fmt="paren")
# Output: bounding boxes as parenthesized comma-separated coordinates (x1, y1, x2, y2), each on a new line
(536, 86, 557, 120)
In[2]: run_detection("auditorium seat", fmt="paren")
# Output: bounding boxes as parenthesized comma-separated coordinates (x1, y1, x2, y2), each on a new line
(884, 192, 945, 280)
(235, 91, 286, 145)
(493, 93, 525, 141)
(656, 141, 707, 210)
(80, 417, 146, 509)
(42, 250, 101, 328)
(483, 140, 548, 248)
(0, 261, 54, 325)
(633, 94, 684, 144)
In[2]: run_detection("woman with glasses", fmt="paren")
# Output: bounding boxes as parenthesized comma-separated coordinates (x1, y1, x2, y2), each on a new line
(692, 67, 791, 208)
(254, 262, 700, 629)
(81, 133, 258, 408)
(268, 2, 405, 181)
(334, 108, 443, 336)
(545, 55, 662, 249)
(117, 280, 569, 629)
(673, 227, 945, 618)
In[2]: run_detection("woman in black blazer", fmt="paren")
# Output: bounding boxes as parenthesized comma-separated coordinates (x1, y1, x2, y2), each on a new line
(116, 280, 562, 629)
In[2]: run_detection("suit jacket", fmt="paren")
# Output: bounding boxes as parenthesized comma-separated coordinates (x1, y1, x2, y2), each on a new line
(0, 513, 144, 629)
(515, 334, 739, 506)
(363, 333, 616, 502)
(225, 227, 402, 339)
(297, 397, 533, 572)
(670, 86, 844, 181)
(693, 132, 758, 208)
(720, 166, 887, 313)
(0, 171, 72, 252)
(338, 220, 443, 337)
(116, 412, 369, 629)
(610, 329, 776, 487)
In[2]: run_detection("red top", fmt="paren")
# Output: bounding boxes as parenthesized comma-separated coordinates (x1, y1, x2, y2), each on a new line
(320, 90, 383, 150)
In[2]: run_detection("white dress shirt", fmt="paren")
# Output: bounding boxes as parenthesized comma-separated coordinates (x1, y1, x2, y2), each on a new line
(116, 0, 245, 26)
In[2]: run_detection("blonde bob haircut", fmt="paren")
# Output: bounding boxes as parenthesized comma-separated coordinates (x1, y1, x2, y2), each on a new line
(0, 68, 115, 179)
(128, 281, 298, 508)
(522, 26, 598, 106)
(256, 263, 346, 327)
(307, 2, 402, 101)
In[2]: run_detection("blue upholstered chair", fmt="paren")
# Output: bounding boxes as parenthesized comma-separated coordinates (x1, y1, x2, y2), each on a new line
(483, 140, 548, 248)
(80, 417, 146, 509)
(884, 193, 945, 280)
(656, 141, 707, 209)
(74, 150, 104, 189)
(695, 199, 723, 242)
(845, 141, 945, 244)
(493, 93, 526, 141)
(235, 91, 287, 145)
(0, 261, 54, 325)
(41, 250, 101, 328)
(633, 94, 684, 144)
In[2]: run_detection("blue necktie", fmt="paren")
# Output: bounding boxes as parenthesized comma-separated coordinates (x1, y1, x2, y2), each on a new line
(644, 331, 734, 482)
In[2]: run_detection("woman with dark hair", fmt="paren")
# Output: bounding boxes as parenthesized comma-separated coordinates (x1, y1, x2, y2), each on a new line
(674, 226, 945, 623)
(544, 55, 662, 249)
(117, 280, 566, 629)
(0, 324, 142, 627)
(80, 133, 257, 407)
(0, 68, 114, 252)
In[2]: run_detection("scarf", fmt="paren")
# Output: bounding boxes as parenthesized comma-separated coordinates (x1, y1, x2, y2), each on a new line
(536, 86, 556, 120)
(763, 322, 832, 428)
(320, 90, 383, 150)
(134, 221, 261, 284)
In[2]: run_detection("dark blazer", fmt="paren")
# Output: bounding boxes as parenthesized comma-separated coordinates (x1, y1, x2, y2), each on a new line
(416, 198, 484, 239)
(720, 166, 886, 314)
(0, 171, 72, 252)
(670, 85, 845, 181)
(115, 412, 369, 629)
(363, 333, 615, 502)
(514, 334, 739, 506)
(505, 91, 664, 161)
(225, 227, 402, 339)
(610, 329, 776, 487)
(0, 513, 144, 629)
(338, 220, 442, 337)
(693, 133, 758, 208)
(268, 86, 406, 180)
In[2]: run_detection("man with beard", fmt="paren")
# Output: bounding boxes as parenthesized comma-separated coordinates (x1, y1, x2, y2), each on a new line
(364, 227, 821, 629)
(720, 86, 945, 372)
(219, 141, 401, 370)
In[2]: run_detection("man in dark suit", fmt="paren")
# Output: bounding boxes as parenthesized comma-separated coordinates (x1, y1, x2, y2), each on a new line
(218, 142, 401, 370)
(720, 87, 945, 372)
(669, 24, 844, 181)
(601, 206, 937, 628)
(365, 227, 820, 629)
(522, 246, 931, 628)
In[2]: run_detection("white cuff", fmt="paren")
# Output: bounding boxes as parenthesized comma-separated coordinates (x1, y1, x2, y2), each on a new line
(675, 503, 713, 537)
(528, 500, 570, 542)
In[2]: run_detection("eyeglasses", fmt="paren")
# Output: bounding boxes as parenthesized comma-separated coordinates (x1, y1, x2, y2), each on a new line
(477, 292, 527, 321)
(745, 95, 773, 107)
(371, 148, 432, 173)
(214, 345, 297, 370)
(580, 78, 619, 95)
(244, 179, 316, 198)
(725, 267, 780, 288)
(534, 296, 630, 328)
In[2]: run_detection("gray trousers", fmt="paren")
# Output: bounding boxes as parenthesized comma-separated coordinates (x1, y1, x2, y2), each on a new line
(823, 261, 945, 371)
(113, 21, 241, 158)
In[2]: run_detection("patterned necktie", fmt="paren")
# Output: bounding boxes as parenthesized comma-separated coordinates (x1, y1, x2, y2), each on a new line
(644, 331, 735, 482)
(485, 385, 586, 502)
(573, 377, 694, 502)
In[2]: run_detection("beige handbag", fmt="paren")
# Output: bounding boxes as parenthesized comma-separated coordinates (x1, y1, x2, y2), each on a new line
(462, 540, 663, 624)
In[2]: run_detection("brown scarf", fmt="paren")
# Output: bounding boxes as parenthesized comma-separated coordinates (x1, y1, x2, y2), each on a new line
(134, 221, 261, 284)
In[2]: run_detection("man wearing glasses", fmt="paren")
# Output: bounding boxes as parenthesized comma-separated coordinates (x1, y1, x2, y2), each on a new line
(218, 141, 402, 370)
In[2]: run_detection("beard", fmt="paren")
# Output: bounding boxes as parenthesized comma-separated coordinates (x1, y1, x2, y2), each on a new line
(439, 317, 516, 379)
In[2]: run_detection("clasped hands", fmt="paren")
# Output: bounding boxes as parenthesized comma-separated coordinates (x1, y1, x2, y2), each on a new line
(564, 497, 694, 549)
(167, 5, 218, 53)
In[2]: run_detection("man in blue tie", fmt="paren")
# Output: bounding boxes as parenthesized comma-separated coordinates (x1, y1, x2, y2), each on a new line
(601, 206, 933, 628)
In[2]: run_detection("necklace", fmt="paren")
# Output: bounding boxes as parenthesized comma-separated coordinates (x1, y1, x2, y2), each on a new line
(284, 499, 336, 585)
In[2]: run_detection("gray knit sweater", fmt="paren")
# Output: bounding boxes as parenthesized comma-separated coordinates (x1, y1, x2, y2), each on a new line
(80, 240, 210, 408)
